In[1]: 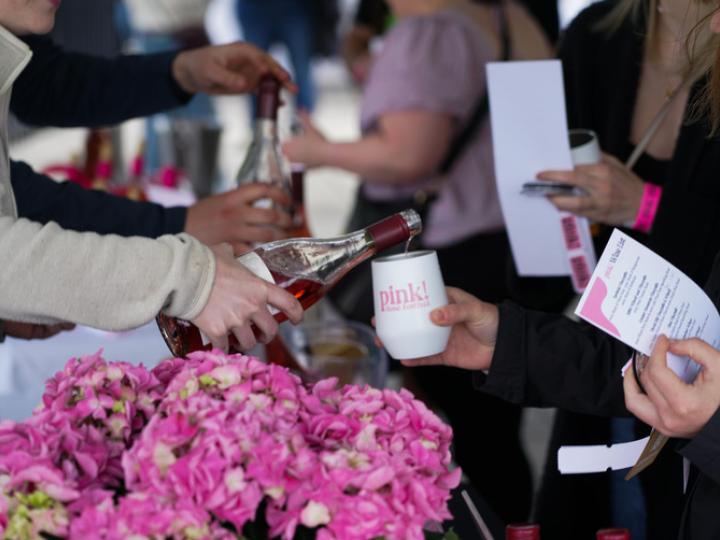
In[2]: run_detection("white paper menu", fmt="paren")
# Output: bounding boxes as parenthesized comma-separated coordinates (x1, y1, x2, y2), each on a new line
(486, 60, 574, 276)
(575, 229, 719, 383)
(558, 229, 719, 475)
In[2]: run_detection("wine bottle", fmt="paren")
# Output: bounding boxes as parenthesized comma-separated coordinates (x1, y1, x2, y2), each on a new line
(83, 129, 104, 181)
(597, 529, 631, 540)
(506, 524, 541, 540)
(235, 74, 291, 210)
(90, 137, 113, 192)
(156, 209, 422, 358)
(264, 162, 311, 370)
(289, 163, 311, 237)
(121, 142, 148, 201)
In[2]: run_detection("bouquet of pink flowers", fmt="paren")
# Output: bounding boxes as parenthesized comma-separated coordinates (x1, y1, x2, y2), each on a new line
(0, 351, 461, 540)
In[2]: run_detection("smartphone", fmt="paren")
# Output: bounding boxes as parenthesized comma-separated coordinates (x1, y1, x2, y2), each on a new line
(520, 181, 587, 197)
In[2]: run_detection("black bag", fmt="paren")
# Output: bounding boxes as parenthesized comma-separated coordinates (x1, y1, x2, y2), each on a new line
(329, 7, 510, 324)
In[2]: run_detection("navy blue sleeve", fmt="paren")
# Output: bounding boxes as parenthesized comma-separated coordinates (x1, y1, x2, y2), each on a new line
(11, 160, 187, 237)
(10, 36, 192, 128)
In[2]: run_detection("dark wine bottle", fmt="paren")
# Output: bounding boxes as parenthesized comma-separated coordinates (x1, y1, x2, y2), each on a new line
(506, 523, 541, 540)
(597, 528, 631, 540)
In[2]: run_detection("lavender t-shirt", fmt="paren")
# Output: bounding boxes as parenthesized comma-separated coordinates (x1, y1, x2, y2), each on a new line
(361, 9, 505, 247)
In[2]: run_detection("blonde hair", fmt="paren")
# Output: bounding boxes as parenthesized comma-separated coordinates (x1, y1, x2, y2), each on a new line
(598, 0, 720, 131)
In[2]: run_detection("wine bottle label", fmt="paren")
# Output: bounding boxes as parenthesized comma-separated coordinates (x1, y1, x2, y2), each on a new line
(238, 252, 275, 282)
(237, 252, 279, 315)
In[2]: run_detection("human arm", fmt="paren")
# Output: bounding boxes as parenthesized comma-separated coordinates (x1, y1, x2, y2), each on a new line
(11, 160, 186, 236)
(402, 288, 630, 416)
(11, 36, 294, 127)
(538, 3, 648, 227)
(12, 160, 291, 251)
(537, 153, 646, 226)
(12, 35, 190, 127)
(286, 14, 492, 183)
(624, 336, 720, 484)
(282, 110, 452, 184)
(184, 183, 292, 253)
(0, 217, 213, 330)
(0, 217, 301, 349)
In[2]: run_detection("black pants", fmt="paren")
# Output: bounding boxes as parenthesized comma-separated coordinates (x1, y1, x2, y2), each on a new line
(412, 231, 533, 525)
(535, 411, 684, 540)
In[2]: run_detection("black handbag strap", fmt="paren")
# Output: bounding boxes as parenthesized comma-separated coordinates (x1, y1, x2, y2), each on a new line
(438, 5, 511, 175)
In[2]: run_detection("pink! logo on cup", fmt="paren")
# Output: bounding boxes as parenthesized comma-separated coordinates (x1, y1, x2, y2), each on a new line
(379, 281, 430, 312)
(372, 250, 451, 360)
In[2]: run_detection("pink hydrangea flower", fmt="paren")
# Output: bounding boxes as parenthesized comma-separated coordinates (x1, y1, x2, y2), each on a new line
(1, 350, 460, 539)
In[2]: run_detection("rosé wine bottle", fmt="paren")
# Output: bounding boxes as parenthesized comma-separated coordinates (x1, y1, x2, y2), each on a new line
(157, 209, 422, 358)
(264, 162, 311, 369)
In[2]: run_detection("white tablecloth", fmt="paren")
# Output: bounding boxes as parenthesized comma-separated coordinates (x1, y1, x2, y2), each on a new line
(0, 323, 171, 421)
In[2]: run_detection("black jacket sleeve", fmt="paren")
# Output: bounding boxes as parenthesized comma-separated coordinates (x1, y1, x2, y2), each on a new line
(11, 160, 186, 237)
(680, 408, 720, 486)
(10, 35, 192, 128)
(475, 301, 631, 417)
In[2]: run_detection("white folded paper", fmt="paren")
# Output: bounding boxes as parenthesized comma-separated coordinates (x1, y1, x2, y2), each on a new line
(558, 437, 650, 474)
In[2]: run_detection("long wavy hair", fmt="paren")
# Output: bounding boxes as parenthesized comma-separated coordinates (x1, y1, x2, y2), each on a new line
(598, 0, 720, 132)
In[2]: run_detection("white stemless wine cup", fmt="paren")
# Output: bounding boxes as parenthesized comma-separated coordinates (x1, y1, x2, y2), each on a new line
(569, 128, 601, 165)
(372, 250, 451, 360)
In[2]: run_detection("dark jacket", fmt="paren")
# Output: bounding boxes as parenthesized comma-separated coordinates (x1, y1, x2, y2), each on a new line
(8, 35, 191, 236)
(479, 273, 720, 540)
(509, 2, 720, 538)
(561, 2, 720, 286)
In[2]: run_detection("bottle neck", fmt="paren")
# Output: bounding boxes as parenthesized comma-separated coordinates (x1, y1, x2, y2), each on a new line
(366, 212, 417, 251)
(321, 220, 409, 281)
(255, 211, 420, 286)
(254, 119, 278, 142)
(291, 165, 305, 207)
(257, 83, 280, 121)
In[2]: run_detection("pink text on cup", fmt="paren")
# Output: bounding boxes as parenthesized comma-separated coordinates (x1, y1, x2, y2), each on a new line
(379, 281, 430, 312)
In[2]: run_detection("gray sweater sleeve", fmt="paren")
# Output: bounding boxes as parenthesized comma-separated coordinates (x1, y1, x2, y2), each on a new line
(0, 216, 214, 330)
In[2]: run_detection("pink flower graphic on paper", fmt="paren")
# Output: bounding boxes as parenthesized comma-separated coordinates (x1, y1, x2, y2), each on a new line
(579, 277, 620, 337)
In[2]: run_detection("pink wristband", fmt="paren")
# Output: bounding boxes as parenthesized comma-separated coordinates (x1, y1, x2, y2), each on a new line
(633, 183, 663, 233)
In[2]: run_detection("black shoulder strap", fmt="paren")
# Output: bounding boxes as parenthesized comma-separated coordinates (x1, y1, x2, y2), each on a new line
(438, 5, 511, 175)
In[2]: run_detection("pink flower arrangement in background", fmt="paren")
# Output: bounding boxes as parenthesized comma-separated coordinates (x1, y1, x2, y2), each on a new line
(0, 351, 460, 540)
